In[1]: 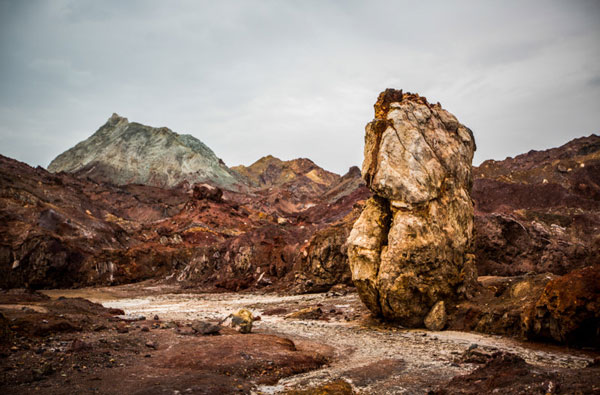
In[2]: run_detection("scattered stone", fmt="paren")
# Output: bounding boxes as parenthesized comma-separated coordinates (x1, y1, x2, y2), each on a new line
(191, 320, 221, 336)
(68, 339, 90, 352)
(285, 307, 323, 320)
(231, 309, 253, 334)
(115, 322, 128, 334)
(159, 321, 177, 329)
(457, 348, 494, 365)
(284, 379, 355, 394)
(140, 326, 150, 332)
(114, 314, 145, 322)
(153, 315, 159, 321)
(145, 341, 157, 349)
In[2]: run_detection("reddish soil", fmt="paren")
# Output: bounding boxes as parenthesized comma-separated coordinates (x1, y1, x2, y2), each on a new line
(0, 289, 332, 394)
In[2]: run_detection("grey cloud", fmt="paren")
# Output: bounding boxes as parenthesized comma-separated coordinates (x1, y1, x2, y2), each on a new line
(0, 0, 599, 175)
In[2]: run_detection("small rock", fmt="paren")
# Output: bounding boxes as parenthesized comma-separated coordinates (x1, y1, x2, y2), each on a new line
(145, 341, 157, 349)
(160, 321, 177, 329)
(115, 322, 128, 334)
(424, 301, 447, 331)
(285, 306, 323, 320)
(140, 326, 150, 332)
(191, 320, 221, 335)
(153, 315, 159, 321)
(231, 309, 253, 334)
(114, 315, 146, 322)
(69, 339, 90, 352)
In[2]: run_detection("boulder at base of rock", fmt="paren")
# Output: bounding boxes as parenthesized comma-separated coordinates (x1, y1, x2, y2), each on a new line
(424, 301, 447, 331)
(231, 309, 254, 334)
(347, 89, 477, 327)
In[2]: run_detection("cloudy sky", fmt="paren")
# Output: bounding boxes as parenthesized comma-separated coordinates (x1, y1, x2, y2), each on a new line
(1, 0, 599, 175)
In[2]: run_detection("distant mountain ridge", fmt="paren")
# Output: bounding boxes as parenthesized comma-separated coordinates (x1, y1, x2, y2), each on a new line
(48, 114, 344, 194)
(48, 113, 243, 189)
(231, 155, 339, 189)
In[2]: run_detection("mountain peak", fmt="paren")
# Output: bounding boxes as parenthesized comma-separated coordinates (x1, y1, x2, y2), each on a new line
(48, 115, 242, 189)
(108, 113, 128, 125)
(231, 155, 339, 189)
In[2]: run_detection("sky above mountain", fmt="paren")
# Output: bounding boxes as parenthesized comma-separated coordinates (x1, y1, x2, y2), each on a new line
(1, 0, 599, 175)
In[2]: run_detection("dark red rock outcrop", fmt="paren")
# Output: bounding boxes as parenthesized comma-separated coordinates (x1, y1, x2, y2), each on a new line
(524, 266, 600, 347)
(472, 134, 600, 276)
(0, 152, 366, 292)
(432, 352, 600, 395)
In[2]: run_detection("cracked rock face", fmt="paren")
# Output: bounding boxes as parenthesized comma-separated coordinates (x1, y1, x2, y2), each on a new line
(347, 89, 476, 327)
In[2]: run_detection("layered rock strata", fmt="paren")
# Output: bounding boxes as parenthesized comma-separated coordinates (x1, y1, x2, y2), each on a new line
(347, 89, 477, 326)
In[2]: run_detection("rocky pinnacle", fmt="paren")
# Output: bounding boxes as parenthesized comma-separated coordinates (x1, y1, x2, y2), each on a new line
(347, 89, 477, 327)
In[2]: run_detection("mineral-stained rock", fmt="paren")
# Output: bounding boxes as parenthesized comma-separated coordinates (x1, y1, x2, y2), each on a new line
(231, 309, 254, 334)
(48, 113, 243, 189)
(347, 89, 476, 326)
(523, 265, 600, 347)
(285, 306, 323, 320)
(424, 301, 447, 331)
(432, 351, 600, 395)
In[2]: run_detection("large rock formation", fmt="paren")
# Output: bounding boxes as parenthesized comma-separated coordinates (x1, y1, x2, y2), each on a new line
(347, 89, 477, 326)
(48, 114, 242, 189)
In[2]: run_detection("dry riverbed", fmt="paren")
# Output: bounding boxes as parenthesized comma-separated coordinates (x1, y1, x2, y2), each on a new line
(1, 282, 598, 394)
(39, 283, 600, 394)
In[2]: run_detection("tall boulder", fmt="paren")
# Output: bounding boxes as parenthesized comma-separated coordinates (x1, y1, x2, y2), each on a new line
(347, 89, 477, 327)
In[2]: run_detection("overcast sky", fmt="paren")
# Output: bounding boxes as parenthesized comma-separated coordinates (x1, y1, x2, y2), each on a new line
(1, 0, 599, 175)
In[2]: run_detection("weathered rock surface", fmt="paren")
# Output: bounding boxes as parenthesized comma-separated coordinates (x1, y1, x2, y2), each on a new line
(347, 89, 476, 326)
(424, 300, 447, 331)
(232, 155, 340, 192)
(524, 265, 600, 347)
(231, 309, 254, 334)
(1, 151, 367, 291)
(473, 134, 600, 276)
(432, 352, 600, 395)
(48, 113, 243, 189)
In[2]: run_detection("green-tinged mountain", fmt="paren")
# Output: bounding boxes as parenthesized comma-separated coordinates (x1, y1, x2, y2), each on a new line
(48, 113, 242, 189)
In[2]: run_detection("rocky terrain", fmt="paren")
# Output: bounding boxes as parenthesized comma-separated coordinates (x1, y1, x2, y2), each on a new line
(2, 284, 597, 394)
(1, 145, 367, 293)
(472, 134, 600, 276)
(1, 91, 599, 393)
